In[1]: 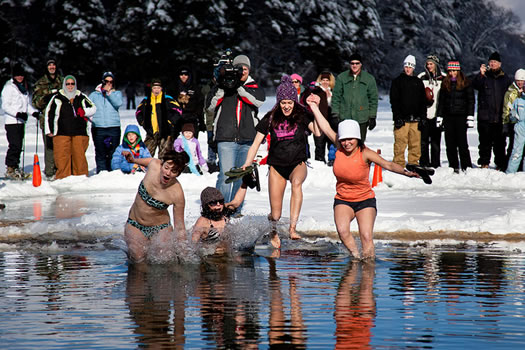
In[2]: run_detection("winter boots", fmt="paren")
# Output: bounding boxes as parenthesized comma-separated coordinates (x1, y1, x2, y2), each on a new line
(5, 166, 30, 180)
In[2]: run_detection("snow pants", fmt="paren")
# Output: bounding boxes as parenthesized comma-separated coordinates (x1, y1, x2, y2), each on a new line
(393, 121, 421, 167)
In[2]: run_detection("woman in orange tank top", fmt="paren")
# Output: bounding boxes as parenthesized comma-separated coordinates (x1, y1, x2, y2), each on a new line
(306, 94, 418, 259)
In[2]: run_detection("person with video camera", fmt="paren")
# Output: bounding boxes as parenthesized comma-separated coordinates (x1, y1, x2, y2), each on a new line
(207, 54, 265, 216)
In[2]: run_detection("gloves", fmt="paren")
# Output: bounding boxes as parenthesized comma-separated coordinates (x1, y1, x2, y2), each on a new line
(32, 111, 40, 119)
(16, 112, 28, 122)
(502, 123, 511, 136)
(368, 118, 376, 130)
(466, 115, 474, 128)
(436, 116, 443, 129)
(77, 107, 88, 121)
(394, 119, 405, 129)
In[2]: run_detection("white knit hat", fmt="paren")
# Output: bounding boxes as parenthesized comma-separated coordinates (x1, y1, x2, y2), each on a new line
(404, 55, 416, 68)
(338, 120, 361, 140)
(515, 69, 525, 81)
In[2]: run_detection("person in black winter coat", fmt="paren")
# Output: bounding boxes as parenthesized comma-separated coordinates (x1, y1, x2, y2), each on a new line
(173, 66, 205, 137)
(135, 78, 182, 157)
(389, 55, 427, 167)
(437, 61, 475, 173)
(472, 51, 513, 170)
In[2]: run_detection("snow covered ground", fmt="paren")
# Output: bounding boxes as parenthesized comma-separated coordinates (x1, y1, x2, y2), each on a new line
(1, 95, 525, 244)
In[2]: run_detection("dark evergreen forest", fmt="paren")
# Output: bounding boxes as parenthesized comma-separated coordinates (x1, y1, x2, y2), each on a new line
(1, 0, 524, 92)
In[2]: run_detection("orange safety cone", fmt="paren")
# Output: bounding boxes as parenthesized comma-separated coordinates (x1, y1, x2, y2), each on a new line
(372, 149, 383, 187)
(32, 154, 42, 187)
(33, 118, 42, 187)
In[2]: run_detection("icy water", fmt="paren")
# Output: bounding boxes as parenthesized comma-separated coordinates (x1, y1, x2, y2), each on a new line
(1, 241, 524, 349)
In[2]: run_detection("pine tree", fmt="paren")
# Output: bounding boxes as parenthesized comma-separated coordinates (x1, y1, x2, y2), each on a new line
(47, 0, 108, 84)
(417, 0, 461, 64)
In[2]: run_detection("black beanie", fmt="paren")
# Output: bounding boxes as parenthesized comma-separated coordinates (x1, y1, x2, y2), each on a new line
(489, 51, 501, 62)
(349, 53, 362, 63)
(200, 187, 224, 206)
(12, 63, 25, 77)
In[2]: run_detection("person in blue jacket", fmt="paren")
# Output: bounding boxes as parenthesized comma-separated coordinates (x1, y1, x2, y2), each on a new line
(89, 71, 123, 173)
(111, 124, 152, 173)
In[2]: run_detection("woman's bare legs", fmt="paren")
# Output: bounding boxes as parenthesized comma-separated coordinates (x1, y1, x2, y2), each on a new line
(268, 166, 286, 248)
(288, 163, 307, 239)
(334, 205, 360, 258)
(355, 208, 376, 259)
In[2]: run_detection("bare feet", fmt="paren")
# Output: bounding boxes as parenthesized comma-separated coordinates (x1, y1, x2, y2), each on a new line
(289, 226, 301, 240)
(270, 230, 281, 249)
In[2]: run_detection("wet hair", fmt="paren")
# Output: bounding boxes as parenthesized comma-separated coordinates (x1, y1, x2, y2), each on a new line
(160, 150, 189, 173)
(270, 101, 307, 130)
(201, 205, 236, 221)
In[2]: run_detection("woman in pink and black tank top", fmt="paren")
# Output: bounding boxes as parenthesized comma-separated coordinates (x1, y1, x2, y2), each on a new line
(243, 75, 321, 249)
(305, 94, 418, 259)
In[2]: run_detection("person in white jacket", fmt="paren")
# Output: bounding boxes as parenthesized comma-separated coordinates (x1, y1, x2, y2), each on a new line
(1, 64, 39, 179)
(418, 55, 446, 169)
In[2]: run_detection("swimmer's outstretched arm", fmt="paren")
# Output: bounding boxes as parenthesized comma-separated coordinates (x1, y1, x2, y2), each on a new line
(364, 149, 418, 177)
(226, 183, 248, 210)
(122, 151, 153, 167)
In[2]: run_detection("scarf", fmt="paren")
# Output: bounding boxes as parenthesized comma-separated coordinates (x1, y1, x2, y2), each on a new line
(13, 79, 27, 95)
(182, 137, 201, 175)
(127, 140, 141, 158)
(150, 92, 162, 134)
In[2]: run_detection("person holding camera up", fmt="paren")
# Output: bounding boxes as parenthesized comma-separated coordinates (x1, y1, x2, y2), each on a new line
(89, 71, 123, 173)
(472, 52, 513, 170)
(207, 54, 266, 216)
(1, 63, 39, 179)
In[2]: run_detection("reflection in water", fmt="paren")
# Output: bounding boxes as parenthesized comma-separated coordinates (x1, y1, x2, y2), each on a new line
(1, 244, 525, 349)
(196, 255, 261, 349)
(54, 195, 87, 219)
(334, 261, 376, 350)
(267, 258, 307, 349)
(126, 263, 193, 349)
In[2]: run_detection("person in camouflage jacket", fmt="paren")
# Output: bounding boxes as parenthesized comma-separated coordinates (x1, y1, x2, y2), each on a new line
(32, 59, 63, 178)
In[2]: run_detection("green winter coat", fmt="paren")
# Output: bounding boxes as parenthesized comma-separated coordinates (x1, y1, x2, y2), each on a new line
(502, 82, 520, 124)
(331, 70, 378, 123)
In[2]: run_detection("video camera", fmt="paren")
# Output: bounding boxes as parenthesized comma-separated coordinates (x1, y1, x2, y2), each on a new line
(213, 48, 243, 90)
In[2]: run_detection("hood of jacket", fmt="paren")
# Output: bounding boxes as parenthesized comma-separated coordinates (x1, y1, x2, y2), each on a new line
(122, 124, 144, 147)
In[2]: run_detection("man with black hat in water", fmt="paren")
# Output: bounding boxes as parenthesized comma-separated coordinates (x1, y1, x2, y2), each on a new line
(472, 51, 513, 170)
(32, 58, 63, 179)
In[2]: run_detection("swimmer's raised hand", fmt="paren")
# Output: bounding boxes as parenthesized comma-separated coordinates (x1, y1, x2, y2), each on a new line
(122, 151, 135, 163)
(306, 94, 320, 106)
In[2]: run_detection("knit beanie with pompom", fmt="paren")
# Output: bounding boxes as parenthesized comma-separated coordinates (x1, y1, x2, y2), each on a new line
(276, 75, 298, 103)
